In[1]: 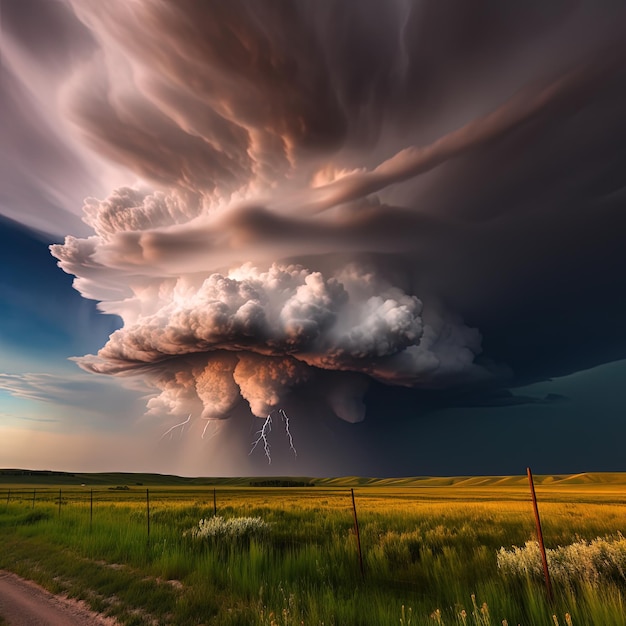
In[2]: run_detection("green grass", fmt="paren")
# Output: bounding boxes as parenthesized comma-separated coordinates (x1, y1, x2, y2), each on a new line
(0, 473, 625, 624)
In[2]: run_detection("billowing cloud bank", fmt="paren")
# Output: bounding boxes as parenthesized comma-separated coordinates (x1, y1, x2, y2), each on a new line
(46, 1, 626, 424)
(54, 199, 488, 422)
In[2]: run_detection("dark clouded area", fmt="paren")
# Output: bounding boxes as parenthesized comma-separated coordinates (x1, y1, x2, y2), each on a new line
(2, 0, 626, 474)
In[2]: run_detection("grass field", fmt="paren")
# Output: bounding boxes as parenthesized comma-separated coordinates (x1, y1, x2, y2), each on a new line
(1, 470, 625, 625)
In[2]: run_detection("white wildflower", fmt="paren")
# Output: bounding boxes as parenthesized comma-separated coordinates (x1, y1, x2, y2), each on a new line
(187, 515, 270, 540)
(497, 533, 626, 586)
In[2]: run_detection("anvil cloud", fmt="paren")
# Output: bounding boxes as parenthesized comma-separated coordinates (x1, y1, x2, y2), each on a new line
(6, 1, 626, 442)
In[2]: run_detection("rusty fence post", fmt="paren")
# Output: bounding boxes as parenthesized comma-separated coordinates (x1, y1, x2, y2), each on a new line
(527, 467, 553, 602)
(350, 488, 364, 578)
(146, 488, 151, 541)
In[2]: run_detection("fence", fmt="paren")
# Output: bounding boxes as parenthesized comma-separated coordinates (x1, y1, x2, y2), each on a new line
(0, 468, 616, 601)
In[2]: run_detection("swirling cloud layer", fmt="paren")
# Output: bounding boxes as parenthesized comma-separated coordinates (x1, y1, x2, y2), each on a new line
(28, 1, 626, 425)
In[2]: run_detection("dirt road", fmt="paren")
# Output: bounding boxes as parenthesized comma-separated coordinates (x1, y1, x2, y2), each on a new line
(0, 571, 118, 625)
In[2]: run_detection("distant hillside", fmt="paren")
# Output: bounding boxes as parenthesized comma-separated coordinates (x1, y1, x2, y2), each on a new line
(311, 472, 626, 488)
(2, 469, 626, 487)
(0, 469, 254, 487)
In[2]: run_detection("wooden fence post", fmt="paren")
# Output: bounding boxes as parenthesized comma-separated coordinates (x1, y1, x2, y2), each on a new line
(5, 489, 10, 508)
(146, 488, 150, 540)
(213, 488, 217, 516)
(350, 489, 364, 578)
(90, 489, 94, 528)
(527, 467, 553, 602)
(32, 489, 36, 509)
(58, 489, 62, 517)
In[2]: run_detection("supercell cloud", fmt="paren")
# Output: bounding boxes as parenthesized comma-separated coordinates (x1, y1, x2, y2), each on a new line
(37, 1, 626, 428)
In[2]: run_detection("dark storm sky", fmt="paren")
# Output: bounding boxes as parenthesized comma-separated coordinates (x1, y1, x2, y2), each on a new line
(1, 0, 626, 476)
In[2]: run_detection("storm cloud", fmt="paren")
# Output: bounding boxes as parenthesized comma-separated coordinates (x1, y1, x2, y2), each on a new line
(15, 1, 625, 431)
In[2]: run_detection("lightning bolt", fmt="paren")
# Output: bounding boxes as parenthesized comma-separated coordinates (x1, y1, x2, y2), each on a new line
(249, 413, 273, 463)
(201, 418, 222, 440)
(280, 409, 297, 457)
(160, 414, 191, 440)
(249, 408, 298, 463)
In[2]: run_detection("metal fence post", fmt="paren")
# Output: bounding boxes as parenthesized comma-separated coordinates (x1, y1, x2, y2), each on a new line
(527, 467, 553, 602)
(350, 489, 364, 578)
